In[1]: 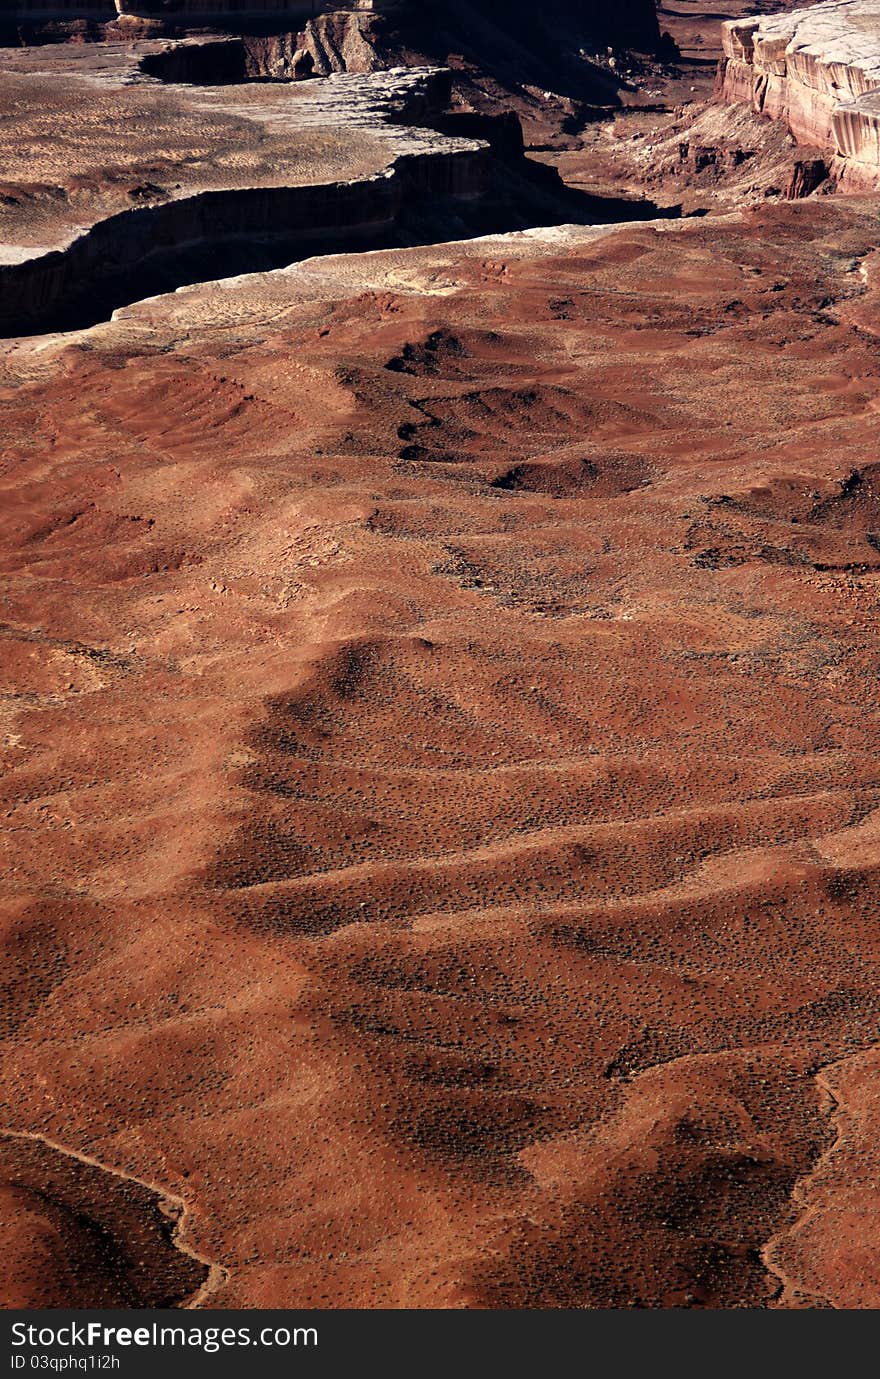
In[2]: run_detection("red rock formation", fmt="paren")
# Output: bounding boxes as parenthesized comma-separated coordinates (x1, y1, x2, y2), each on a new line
(785, 155, 830, 197)
(297, 11, 386, 76)
(3, 0, 880, 1316)
(833, 87, 880, 186)
(718, 1, 880, 189)
(3, 0, 657, 49)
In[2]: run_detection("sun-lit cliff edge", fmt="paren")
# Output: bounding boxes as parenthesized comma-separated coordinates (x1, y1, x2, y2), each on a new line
(718, 0, 880, 190)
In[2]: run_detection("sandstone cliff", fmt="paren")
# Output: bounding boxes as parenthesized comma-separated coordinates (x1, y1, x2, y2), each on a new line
(4, 0, 653, 40)
(0, 1, 388, 46)
(718, 0, 880, 190)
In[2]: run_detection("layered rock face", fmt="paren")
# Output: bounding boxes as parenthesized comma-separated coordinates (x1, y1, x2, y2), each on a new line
(0, 52, 493, 334)
(833, 85, 880, 182)
(0, 0, 392, 45)
(136, 20, 385, 78)
(718, 0, 880, 189)
(1, 0, 661, 128)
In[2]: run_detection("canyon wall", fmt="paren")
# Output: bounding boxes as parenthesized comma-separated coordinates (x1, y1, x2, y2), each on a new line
(0, 57, 494, 336)
(0, 0, 392, 43)
(0, 149, 489, 336)
(3, 0, 391, 17)
(3, 0, 654, 24)
(2, 0, 658, 47)
(137, 23, 384, 80)
(718, 0, 880, 190)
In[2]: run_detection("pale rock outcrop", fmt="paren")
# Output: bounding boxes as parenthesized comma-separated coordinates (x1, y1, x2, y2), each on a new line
(718, 0, 880, 189)
(298, 12, 386, 77)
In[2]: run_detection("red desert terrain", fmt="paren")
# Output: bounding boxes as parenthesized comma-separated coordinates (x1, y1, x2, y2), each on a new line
(2, 0, 880, 1310)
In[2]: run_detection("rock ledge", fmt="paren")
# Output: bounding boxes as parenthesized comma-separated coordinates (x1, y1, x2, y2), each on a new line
(718, 0, 880, 190)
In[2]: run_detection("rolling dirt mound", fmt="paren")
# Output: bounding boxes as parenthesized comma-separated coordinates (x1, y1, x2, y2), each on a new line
(2, 198, 880, 1307)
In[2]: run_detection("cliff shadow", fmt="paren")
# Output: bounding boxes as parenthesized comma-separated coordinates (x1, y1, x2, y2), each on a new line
(0, 157, 679, 339)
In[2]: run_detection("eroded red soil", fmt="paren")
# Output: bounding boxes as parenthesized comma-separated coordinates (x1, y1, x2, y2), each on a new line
(2, 196, 880, 1307)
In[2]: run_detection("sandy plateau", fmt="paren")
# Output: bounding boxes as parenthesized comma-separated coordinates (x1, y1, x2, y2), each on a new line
(2, 0, 880, 1311)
